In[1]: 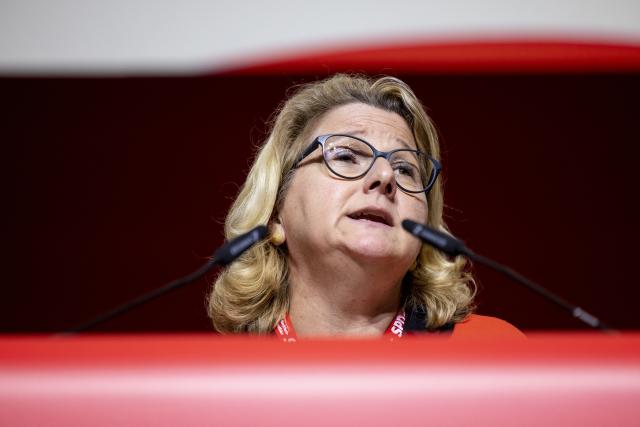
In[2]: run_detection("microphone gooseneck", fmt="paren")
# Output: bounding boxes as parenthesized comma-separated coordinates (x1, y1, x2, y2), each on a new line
(63, 225, 268, 334)
(401, 219, 613, 331)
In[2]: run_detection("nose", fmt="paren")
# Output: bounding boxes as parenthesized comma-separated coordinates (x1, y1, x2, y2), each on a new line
(362, 157, 397, 198)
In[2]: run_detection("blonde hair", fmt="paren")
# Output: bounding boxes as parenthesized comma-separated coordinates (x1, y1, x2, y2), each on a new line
(207, 74, 475, 333)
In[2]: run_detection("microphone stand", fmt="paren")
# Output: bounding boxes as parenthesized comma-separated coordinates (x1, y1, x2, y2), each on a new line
(464, 250, 610, 330)
(402, 219, 615, 332)
(61, 225, 268, 335)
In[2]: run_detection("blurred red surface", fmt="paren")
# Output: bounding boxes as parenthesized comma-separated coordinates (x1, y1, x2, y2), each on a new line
(232, 40, 640, 74)
(1, 333, 639, 426)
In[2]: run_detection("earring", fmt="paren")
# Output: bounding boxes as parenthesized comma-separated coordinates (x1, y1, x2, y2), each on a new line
(270, 224, 285, 246)
(409, 259, 418, 272)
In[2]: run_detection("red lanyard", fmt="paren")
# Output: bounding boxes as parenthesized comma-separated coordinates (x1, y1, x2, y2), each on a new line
(274, 311, 406, 342)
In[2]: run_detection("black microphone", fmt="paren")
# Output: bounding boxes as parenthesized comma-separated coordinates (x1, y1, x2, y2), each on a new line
(212, 225, 269, 265)
(401, 219, 613, 331)
(63, 225, 268, 334)
(402, 219, 468, 257)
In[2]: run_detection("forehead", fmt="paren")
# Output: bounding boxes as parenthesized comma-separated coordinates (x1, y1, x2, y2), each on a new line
(310, 103, 416, 150)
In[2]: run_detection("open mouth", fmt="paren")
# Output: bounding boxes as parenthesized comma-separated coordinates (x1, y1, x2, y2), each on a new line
(347, 210, 393, 226)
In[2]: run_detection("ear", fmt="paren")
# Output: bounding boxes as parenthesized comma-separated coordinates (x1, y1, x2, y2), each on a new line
(269, 217, 286, 246)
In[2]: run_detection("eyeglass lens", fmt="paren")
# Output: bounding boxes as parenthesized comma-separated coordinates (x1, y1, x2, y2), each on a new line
(323, 135, 432, 192)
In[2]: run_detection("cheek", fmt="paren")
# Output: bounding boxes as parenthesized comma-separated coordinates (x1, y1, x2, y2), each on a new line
(280, 171, 335, 235)
(403, 197, 429, 224)
(400, 200, 428, 254)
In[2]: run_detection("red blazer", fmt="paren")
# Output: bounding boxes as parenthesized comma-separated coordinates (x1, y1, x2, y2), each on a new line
(451, 314, 526, 339)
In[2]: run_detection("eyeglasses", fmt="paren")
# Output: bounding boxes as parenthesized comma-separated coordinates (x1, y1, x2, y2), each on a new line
(294, 134, 442, 194)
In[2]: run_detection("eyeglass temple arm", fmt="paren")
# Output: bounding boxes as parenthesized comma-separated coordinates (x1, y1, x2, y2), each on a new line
(295, 139, 321, 165)
(425, 158, 442, 190)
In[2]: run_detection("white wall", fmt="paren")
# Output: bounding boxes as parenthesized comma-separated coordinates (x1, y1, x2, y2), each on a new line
(1, 0, 639, 75)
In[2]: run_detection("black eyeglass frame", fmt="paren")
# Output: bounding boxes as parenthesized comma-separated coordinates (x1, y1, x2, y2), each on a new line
(293, 133, 442, 194)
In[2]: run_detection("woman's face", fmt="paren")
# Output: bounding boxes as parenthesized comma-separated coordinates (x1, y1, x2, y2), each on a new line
(278, 103, 428, 269)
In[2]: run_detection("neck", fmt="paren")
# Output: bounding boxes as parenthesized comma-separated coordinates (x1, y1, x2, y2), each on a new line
(287, 256, 405, 337)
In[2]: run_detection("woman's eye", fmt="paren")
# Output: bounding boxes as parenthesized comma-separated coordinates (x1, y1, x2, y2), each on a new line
(336, 152, 355, 162)
(329, 148, 357, 162)
(394, 163, 417, 178)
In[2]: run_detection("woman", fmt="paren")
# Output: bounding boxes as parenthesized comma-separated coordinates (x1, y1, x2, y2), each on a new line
(207, 74, 523, 339)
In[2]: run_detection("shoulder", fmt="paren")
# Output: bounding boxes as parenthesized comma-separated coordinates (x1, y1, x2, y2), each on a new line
(450, 314, 526, 339)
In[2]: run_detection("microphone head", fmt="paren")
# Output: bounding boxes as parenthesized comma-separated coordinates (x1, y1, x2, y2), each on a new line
(401, 219, 466, 257)
(213, 225, 268, 266)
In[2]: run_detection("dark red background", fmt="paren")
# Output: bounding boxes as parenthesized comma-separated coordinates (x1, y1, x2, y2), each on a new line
(3, 73, 639, 332)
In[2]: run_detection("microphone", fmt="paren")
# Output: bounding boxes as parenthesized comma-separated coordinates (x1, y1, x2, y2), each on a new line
(401, 219, 613, 331)
(401, 219, 469, 257)
(212, 225, 269, 266)
(63, 225, 268, 334)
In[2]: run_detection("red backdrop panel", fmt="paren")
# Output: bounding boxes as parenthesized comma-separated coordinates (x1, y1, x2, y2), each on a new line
(2, 74, 639, 332)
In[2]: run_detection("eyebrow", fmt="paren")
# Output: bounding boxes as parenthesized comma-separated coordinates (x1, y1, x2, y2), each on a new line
(343, 129, 415, 150)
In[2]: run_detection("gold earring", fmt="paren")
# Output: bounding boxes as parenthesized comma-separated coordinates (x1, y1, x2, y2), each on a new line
(409, 259, 418, 272)
(270, 224, 285, 246)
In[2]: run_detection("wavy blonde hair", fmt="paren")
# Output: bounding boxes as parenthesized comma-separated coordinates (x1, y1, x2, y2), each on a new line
(207, 74, 475, 333)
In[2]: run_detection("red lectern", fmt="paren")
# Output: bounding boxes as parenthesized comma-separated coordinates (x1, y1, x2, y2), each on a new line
(1, 333, 639, 426)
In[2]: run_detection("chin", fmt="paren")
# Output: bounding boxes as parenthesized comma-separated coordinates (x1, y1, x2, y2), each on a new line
(344, 238, 401, 261)
(337, 224, 412, 262)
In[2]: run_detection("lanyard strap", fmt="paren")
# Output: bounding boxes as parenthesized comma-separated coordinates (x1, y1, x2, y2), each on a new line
(274, 311, 407, 342)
